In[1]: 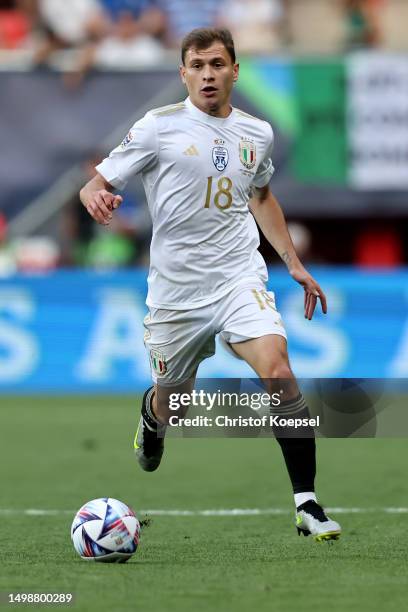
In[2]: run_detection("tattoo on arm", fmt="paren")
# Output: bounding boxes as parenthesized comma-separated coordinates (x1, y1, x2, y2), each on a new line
(281, 251, 292, 266)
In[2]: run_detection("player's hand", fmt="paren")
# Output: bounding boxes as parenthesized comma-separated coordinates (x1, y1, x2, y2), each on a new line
(290, 266, 327, 320)
(83, 190, 123, 225)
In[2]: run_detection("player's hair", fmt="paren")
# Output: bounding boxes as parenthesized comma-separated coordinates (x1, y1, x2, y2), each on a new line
(181, 28, 236, 65)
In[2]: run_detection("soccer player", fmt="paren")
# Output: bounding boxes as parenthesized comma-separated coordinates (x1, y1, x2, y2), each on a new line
(80, 28, 341, 542)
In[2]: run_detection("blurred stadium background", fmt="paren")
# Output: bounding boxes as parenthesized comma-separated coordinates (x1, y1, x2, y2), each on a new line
(1, 0, 407, 391)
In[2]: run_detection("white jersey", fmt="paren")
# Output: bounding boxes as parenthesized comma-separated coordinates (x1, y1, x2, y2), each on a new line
(96, 97, 275, 309)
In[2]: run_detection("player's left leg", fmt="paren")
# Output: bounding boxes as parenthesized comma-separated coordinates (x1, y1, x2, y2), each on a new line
(230, 334, 341, 541)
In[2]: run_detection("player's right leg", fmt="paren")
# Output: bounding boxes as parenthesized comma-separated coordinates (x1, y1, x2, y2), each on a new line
(134, 379, 196, 472)
(134, 306, 216, 472)
(134, 386, 162, 472)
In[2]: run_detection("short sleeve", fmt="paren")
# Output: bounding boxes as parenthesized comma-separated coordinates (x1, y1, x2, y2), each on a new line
(96, 112, 158, 190)
(252, 123, 275, 188)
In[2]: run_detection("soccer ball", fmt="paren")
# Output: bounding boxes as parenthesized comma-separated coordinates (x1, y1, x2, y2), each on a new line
(71, 498, 140, 563)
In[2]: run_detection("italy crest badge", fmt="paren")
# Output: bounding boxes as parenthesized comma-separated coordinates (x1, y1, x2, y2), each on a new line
(239, 138, 256, 170)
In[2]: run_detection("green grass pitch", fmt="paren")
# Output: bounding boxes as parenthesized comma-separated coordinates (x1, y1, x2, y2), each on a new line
(0, 396, 407, 611)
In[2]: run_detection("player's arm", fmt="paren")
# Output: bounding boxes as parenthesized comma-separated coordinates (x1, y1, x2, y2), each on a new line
(249, 185, 327, 320)
(79, 113, 157, 224)
(79, 172, 123, 226)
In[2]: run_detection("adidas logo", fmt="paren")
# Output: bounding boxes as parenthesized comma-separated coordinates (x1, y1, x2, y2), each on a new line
(183, 145, 199, 156)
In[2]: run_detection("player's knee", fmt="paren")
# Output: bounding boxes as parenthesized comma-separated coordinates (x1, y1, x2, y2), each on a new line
(260, 361, 293, 380)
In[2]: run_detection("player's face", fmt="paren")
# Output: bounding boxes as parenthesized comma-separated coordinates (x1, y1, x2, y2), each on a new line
(180, 43, 239, 118)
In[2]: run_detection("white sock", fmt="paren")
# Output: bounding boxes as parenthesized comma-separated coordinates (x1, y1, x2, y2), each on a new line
(294, 492, 317, 508)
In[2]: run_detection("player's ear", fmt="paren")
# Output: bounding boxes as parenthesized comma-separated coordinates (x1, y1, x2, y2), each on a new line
(179, 65, 186, 85)
(233, 63, 239, 83)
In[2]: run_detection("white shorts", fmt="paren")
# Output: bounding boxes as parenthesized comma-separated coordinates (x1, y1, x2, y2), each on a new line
(144, 281, 287, 386)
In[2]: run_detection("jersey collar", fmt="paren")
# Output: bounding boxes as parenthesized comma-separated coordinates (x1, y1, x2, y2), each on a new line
(185, 97, 236, 126)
